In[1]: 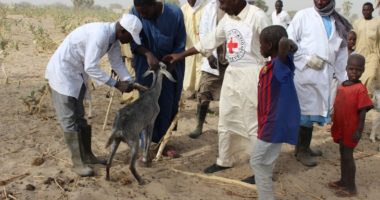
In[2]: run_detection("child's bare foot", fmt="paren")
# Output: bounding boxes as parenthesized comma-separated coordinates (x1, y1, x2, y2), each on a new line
(328, 181, 345, 190)
(335, 188, 357, 197)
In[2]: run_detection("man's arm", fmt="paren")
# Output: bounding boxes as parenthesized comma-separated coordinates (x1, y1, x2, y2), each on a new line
(107, 42, 132, 81)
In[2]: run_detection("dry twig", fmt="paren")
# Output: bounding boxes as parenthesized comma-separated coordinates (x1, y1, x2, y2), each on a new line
(170, 168, 257, 191)
(0, 173, 30, 186)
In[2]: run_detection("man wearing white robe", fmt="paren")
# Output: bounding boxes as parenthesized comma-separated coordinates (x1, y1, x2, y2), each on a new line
(181, 0, 207, 96)
(163, 0, 270, 173)
(271, 0, 291, 28)
(354, 2, 380, 95)
(287, 0, 351, 167)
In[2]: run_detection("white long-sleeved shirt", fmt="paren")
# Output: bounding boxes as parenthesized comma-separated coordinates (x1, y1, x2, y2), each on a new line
(198, 0, 220, 75)
(45, 22, 131, 99)
(271, 10, 291, 28)
(287, 8, 348, 116)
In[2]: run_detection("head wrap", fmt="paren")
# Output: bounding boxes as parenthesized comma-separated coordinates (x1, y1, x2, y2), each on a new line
(314, 0, 352, 47)
(134, 0, 157, 6)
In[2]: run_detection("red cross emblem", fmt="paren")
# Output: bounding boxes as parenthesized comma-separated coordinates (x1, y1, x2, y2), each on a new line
(227, 37, 238, 54)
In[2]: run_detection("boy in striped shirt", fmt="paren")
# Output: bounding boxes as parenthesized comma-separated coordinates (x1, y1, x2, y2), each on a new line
(250, 25, 300, 200)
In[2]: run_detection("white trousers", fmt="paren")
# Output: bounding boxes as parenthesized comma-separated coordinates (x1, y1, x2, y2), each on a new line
(216, 132, 256, 167)
(251, 139, 282, 200)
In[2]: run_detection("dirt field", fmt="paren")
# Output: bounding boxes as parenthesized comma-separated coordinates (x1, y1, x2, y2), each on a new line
(1, 11, 380, 200)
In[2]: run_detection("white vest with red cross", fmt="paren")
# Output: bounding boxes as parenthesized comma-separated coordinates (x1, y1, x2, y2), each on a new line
(224, 6, 261, 66)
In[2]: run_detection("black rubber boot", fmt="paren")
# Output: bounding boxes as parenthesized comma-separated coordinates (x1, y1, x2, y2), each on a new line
(80, 125, 107, 165)
(64, 132, 94, 177)
(304, 127, 323, 157)
(295, 126, 317, 167)
(189, 103, 209, 139)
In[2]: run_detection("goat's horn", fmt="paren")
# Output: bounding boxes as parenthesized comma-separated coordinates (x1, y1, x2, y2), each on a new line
(142, 69, 154, 78)
(161, 69, 176, 83)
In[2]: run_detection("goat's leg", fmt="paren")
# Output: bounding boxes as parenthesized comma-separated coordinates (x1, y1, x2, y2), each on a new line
(129, 141, 144, 185)
(371, 112, 380, 142)
(106, 139, 121, 181)
(142, 125, 154, 166)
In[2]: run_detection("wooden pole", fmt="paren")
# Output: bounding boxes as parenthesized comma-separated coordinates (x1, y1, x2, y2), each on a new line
(102, 87, 115, 131)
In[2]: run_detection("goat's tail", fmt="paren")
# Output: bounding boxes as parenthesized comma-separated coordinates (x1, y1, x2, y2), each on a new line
(105, 131, 117, 148)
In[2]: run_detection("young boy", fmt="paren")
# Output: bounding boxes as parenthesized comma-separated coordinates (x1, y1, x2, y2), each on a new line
(250, 25, 300, 200)
(347, 31, 357, 55)
(329, 54, 373, 197)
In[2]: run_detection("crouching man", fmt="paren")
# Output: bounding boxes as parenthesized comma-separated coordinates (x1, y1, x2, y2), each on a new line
(45, 14, 142, 176)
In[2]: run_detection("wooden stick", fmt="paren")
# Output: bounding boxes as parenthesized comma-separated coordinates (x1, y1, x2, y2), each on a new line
(1, 65, 9, 84)
(170, 168, 257, 191)
(154, 113, 179, 161)
(0, 173, 30, 186)
(293, 182, 323, 200)
(87, 100, 92, 119)
(54, 178, 65, 192)
(102, 87, 115, 131)
(48, 155, 71, 166)
(36, 87, 49, 114)
(154, 98, 185, 160)
(3, 187, 8, 200)
(7, 194, 16, 200)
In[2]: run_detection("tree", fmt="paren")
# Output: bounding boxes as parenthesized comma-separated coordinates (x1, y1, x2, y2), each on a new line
(71, 0, 94, 9)
(342, 0, 353, 18)
(254, 0, 268, 12)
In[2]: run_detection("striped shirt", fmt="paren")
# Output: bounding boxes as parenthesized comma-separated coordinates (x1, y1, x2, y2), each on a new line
(257, 54, 300, 144)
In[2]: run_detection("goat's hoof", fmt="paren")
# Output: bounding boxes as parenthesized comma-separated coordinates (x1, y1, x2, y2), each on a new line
(138, 179, 146, 185)
(138, 159, 152, 168)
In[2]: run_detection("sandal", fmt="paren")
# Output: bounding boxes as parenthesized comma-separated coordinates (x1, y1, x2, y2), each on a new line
(335, 188, 357, 197)
(328, 181, 345, 190)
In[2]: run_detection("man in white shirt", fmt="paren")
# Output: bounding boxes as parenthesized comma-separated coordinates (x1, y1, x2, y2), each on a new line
(164, 0, 269, 173)
(45, 14, 142, 177)
(287, 0, 351, 167)
(271, 0, 291, 28)
(188, 0, 228, 139)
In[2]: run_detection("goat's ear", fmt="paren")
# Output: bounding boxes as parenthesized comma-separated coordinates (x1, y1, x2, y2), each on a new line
(162, 70, 176, 82)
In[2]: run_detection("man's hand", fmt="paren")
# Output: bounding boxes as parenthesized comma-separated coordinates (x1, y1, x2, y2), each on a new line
(207, 55, 218, 69)
(352, 130, 362, 142)
(146, 52, 159, 70)
(162, 53, 184, 64)
(115, 80, 134, 93)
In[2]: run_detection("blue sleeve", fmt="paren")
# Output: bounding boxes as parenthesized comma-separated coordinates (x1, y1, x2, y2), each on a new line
(130, 7, 141, 53)
(273, 53, 295, 82)
(172, 9, 186, 53)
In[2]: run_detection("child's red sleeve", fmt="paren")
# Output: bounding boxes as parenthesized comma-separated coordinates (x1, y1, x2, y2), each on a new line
(357, 85, 374, 111)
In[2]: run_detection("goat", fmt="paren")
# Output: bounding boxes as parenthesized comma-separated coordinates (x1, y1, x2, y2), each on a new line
(105, 62, 176, 185)
(370, 90, 380, 142)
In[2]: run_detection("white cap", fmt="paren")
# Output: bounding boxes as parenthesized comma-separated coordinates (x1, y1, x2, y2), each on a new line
(119, 14, 142, 45)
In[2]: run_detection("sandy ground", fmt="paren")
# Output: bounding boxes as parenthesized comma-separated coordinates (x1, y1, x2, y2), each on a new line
(1, 14, 380, 200)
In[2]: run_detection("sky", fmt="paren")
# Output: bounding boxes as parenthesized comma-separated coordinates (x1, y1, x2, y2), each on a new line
(0, 0, 379, 16)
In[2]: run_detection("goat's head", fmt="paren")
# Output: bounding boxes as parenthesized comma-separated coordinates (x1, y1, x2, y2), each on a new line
(142, 62, 176, 83)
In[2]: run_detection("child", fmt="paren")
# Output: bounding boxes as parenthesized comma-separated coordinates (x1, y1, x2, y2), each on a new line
(329, 54, 373, 197)
(250, 25, 300, 200)
(347, 31, 357, 55)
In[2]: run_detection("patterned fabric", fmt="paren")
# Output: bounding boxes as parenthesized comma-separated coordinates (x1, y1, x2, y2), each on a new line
(257, 55, 300, 145)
